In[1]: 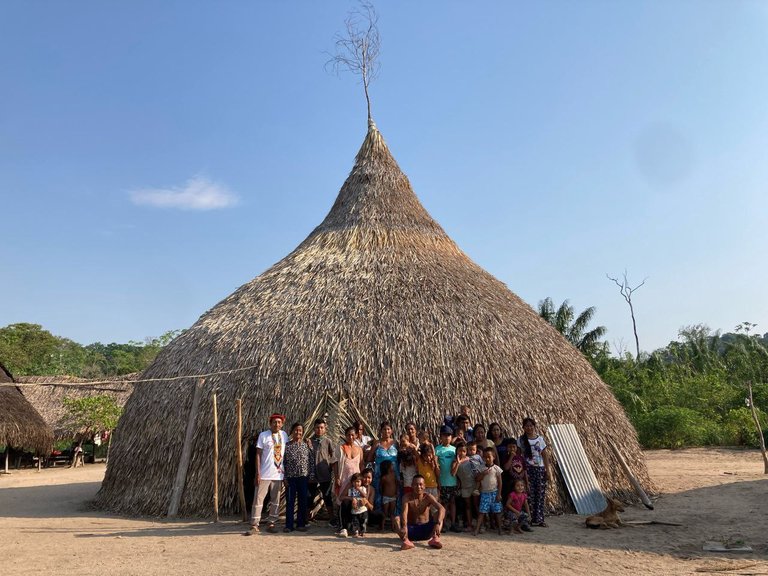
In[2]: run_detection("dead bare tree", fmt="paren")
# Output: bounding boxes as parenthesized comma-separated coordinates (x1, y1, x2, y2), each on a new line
(607, 271, 647, 361)
(326, 1, 381, 123)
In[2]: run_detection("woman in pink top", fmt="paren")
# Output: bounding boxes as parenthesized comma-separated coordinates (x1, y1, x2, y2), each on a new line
(335, 426, 364, 536)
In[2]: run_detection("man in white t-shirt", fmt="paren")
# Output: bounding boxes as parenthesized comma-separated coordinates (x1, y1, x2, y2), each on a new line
(249, 413, 289, 534)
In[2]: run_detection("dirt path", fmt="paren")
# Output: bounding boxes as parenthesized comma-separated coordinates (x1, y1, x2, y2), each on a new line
(1, 448, 766, 575)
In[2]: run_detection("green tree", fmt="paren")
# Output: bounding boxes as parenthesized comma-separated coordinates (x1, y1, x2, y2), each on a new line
(537, 297, 607, 358)
(62, 395, 123, 439)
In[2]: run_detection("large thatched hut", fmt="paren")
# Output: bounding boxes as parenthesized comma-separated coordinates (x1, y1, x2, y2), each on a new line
(17, 374, 136, 439)
(97, 121, 654, 517)
(0, 363, 54, 470)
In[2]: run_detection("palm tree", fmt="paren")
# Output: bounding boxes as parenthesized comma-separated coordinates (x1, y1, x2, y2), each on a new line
(538, 297, 607, 357)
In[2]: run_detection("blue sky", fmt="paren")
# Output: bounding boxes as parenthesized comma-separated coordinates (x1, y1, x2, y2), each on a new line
(2, 1, 767, 353)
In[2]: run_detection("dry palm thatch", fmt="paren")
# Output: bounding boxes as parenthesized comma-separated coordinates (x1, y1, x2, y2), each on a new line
(16, 374, 136, 440)
(96, 120, 655, 517)
(302, 390, 372, 442)
(0, 363, 54, 454)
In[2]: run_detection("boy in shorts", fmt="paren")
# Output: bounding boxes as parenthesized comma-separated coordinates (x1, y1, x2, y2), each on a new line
(474, 447, 503, 536)
(435, 425, 460, 532)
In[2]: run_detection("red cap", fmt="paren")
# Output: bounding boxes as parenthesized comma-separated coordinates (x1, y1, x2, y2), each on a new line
(269, 413, 286, 422)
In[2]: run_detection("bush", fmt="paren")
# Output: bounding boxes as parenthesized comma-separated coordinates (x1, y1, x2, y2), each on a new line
(721, 408, 767, 447)
(636, 406, 720, 448)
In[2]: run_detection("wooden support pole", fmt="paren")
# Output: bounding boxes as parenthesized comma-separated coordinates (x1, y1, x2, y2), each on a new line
(168, 378, 205, 518)
(608, 440, 653, 509)
(236, 398, 247, 522)
(4, 449, 9, 474)
(213, 391, 219, 523)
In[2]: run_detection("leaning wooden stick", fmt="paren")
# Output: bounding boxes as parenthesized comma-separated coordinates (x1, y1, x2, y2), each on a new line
(213, 391, 219, 523)
(236, 398, 248, 522)
(608, 440, 654, 509)
(168, 378, 205, 518)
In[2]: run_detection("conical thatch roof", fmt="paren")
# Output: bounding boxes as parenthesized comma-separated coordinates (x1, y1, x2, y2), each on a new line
(0, 363, 54, 454)
(97, 122, 654, 517)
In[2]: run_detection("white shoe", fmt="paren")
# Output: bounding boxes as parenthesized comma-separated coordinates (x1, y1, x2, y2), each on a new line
(336, 529, 348, 538)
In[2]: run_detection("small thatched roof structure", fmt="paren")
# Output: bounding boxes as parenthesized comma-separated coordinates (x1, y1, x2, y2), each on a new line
(97, 121, 655, 517)
(0, 363, 54, 453)
(17, 374, 137, 440)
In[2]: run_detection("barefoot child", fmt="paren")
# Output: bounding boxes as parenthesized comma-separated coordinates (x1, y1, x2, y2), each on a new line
(435, 425, 459, 532)
(394, 475, 446, 550)
(474, 447, 503, 536)
(505, 479, 532, 533)
(455, 442, 475, 532)
(379, 460, 398, 527)
(416, 443, 440, 501)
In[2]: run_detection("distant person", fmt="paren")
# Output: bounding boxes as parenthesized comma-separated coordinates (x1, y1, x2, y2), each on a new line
(70, 442, 84, 468)
(248, 413, 289, 534)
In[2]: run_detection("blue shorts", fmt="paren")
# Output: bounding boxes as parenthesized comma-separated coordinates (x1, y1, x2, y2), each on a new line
(407, 521, 434, 541)
(479, 491, 503, 514)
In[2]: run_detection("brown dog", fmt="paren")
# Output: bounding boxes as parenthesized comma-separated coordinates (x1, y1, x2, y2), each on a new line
(585, 498, 625, 529)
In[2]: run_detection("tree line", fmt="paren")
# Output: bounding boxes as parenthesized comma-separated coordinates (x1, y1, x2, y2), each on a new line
(539, 299, 768, 450)
(3, 310, 768, 451)
(0, 323, 181, 378)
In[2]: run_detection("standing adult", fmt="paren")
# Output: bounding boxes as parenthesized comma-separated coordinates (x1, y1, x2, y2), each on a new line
(308, 419, 337, 524)
(249, 413, 290, 534)
(517, 417, 553, 527)
(399, 422, 420, 497)
(473, 424, 499, 464)
(283, 423, 313, 533)
(353, 421, 373, 454)
(454, 415, 474, 443)
(366, 421, 399, 510)
(488, 422, 514, 501)
(335, 426, 364, 537)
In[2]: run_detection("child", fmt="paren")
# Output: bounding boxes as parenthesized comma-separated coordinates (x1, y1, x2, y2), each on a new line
(455, 442, 476, 532)
(505, 479, 532, 533)
(379, 460, 398, 528)
(417, 428, 433, 448)
(345, 473, 368, 537)
(435, 425, 460, 532)
(474, 447, 503, 536)
(505, 449, 529, 493)
(467, 441, 485, 525)
(416, 443, 440, 501)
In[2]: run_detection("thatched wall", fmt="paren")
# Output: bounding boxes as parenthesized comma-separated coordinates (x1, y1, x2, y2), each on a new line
(0, 363, 54, 453)
(17, 374, 136, 440)
(96, 122, 655, 518)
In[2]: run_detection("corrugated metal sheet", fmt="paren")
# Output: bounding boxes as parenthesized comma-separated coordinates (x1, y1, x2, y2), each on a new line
(549, 423, 606, 515)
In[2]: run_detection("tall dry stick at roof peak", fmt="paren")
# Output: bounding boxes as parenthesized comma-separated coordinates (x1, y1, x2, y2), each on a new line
(607, 270, 647, 361)
(326, 1, 381, 124)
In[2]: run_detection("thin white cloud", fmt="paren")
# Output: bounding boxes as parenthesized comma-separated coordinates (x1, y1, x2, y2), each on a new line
(129, 176, 239, 210)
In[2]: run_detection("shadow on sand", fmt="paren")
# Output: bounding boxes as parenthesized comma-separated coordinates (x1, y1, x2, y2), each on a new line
(2, 476, 766, 559)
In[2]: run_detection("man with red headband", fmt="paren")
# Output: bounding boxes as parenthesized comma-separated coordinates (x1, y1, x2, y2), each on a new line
(249, 413, 289, 534)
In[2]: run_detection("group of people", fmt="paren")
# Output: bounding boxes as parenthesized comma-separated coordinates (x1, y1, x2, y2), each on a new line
(245, 405, 554, 550)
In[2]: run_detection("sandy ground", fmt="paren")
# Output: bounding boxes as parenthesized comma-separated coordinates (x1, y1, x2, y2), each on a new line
(1, 448, 766, 576)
